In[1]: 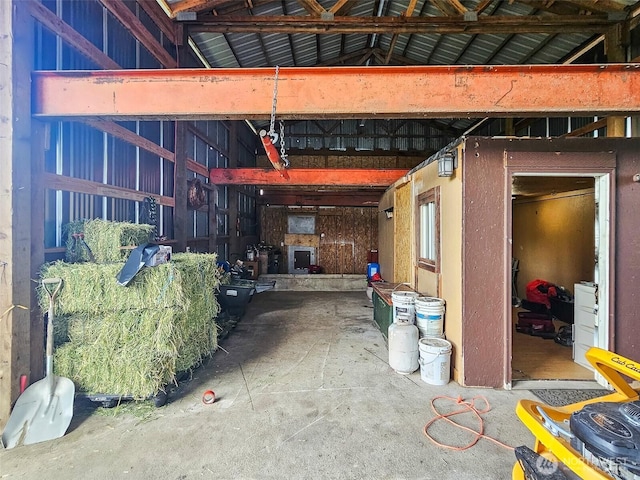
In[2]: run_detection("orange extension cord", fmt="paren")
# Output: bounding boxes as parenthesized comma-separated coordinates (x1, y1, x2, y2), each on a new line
(423, 395, 515, 451)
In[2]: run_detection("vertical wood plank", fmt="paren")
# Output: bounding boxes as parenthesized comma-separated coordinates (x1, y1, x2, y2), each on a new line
(228, 122, 240, 257)
(30, 121, 47, 382)
(0, 0, 34, 429)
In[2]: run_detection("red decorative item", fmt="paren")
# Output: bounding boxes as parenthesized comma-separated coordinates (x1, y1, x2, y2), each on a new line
(260, 130, 289, 180)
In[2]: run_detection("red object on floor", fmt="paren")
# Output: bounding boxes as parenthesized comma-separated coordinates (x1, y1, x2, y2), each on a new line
(370, 272, 383, 282)
(525, 279, 557, 309)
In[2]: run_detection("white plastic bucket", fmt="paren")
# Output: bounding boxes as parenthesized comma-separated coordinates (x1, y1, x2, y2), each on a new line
(417, 331, 445, 340)
(392, 291, 419, 324)
(388, 321, 419, 374)
(418, 337, 452, 386)
(415, 296, 445, 337)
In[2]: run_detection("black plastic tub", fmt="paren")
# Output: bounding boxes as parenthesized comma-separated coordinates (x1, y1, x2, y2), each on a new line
(217, 280, 256, 317)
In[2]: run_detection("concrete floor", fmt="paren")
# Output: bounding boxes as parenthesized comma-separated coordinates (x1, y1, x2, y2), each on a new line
(0, 291, 538, 479)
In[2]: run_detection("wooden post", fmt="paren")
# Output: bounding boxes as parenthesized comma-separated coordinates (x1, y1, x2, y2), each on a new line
(228, 122, 241, 260)
(606, 24, 628, 137)
(0, 0, 34, 429)
(172, 30, 188, 252)
(174, 121, 188, 252)
(504, 118, 515, 136)
(30, 121, 47, 383)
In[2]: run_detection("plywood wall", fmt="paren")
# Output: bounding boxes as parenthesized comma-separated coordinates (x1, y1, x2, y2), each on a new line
(513, 189, 595, 297)
(393, 183, 412, 283)
(377, 189, 395, 282)
(259, 205, 377, 274)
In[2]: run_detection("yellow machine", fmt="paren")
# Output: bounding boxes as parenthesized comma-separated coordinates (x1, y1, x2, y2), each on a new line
(513, 347, 640, 480)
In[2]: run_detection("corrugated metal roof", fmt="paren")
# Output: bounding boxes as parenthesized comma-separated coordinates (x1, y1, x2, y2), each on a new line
(185, 0, 640, 147)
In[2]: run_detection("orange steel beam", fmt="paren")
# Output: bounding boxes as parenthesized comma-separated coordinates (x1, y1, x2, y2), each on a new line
(209, 168, 408, 186)
(32, 65, 640, 120)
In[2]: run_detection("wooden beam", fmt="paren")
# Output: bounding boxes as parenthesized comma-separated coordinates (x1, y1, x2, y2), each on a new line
(43, 172, 176, 207)
(257, 190, 382, 206)
(329, 0, 352, 15)
(98, 0, 177, 68)
(210, 168, 408, 186)
(169, 0, 230, 16)
(136, 0, 177, 44)
(189, 14, 618, 35)
(27, 0, 121, 70)
(33, 65, 640, 120)
(0, 0, 34, 431)
(186, 158, 209, 177)
(515, 0, 628, 14)
(297, 0, 326, 16)
(83, 119, 176, 161)
(562, 118, 608, 137)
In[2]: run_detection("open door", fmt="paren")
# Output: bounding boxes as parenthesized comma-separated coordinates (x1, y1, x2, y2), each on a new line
(510, 173, 612, 385)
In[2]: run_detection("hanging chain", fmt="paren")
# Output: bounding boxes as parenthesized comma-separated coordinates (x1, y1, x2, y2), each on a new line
(268, 65, 280, 137)
(279, 119, 289, 167)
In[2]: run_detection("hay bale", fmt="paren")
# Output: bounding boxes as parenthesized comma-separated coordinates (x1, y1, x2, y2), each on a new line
(42, 253, 222, 397)
(39, 253, 221, 316)
(64, 219, 154, 264)
(54, 309, 179, 398)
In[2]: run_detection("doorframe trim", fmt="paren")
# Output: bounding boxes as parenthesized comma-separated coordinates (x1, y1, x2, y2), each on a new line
(504, 151, 616, 389)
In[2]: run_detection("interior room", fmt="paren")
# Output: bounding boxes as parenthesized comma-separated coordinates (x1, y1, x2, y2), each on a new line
(511, 175, 596, 381)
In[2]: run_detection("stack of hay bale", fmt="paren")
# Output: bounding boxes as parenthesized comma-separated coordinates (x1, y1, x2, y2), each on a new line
(40, 219, 221, 400)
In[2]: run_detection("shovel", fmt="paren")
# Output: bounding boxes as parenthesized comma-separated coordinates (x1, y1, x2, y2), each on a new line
(1, 278, 75, 449)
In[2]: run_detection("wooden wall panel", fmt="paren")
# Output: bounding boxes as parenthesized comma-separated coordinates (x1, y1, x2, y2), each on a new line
(318, 211, 338, 273)
(261, 205, 377, 274)
(394, 183, 413, 283)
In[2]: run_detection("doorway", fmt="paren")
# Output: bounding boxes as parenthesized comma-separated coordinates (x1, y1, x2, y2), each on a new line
(510, 174, 610, 384)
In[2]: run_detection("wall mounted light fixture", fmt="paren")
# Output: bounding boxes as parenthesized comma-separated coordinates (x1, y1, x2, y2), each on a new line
(438, 151, 458, 177)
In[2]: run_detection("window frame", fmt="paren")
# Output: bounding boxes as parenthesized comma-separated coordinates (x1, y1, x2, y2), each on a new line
(416, 187, 441, 273)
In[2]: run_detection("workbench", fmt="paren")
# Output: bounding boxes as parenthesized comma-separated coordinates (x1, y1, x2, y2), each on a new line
(371, 282, 419, 339)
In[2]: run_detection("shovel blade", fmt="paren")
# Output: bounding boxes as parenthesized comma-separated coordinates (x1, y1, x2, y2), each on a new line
(1, 376, 75, 449)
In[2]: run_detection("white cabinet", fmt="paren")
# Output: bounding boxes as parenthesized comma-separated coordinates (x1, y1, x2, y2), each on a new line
(573, 283, 597, 371)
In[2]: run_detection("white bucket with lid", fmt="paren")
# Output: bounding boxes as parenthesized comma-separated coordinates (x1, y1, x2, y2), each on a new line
(391, 291, 419, 324)
(418, 337, 452, 385)
(415, 296, 445, 337)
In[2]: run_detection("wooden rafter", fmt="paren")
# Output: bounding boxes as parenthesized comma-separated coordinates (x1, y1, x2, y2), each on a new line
(27, 0, 121, 70)
(98, 0, 176, 68)
(297, 0, 326, 16)
(136, 0, 176, 43)
(513, 0, 630, 15)
(329, 0, 356, 15)
(170, 0, 231, 16)
(189, 14, 620, 35)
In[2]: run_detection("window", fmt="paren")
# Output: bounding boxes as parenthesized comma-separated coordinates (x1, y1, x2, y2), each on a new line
(417, 187, 440, 272)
